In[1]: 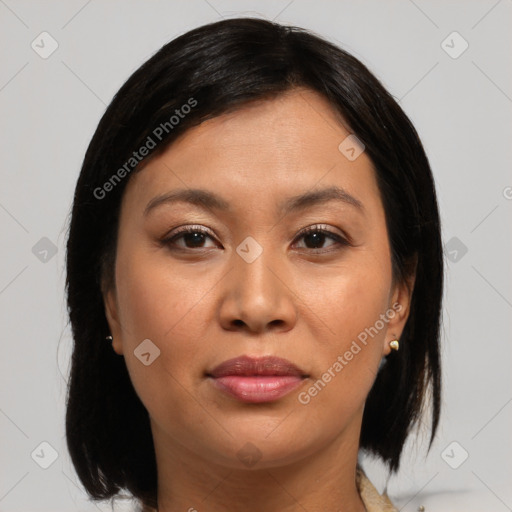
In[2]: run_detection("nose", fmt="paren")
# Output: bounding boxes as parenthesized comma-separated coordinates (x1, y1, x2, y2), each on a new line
(218, 242, 298, 334)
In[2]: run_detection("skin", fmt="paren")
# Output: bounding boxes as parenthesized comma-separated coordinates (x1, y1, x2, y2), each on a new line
(104, 87, 414, 512)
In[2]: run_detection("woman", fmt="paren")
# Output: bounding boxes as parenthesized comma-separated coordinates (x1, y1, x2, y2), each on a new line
(65, 17, 443, 512)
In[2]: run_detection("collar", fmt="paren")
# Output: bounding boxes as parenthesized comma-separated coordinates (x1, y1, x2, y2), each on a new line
(356, 466, 398, 512)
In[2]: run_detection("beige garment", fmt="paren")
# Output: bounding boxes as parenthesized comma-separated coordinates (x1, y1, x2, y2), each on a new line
(356, 466, 398, 512)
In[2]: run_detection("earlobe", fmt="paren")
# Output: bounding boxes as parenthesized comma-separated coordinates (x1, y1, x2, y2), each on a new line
(383, 275, 415, 356)
(103, 289, 124, 355)
(391, 269, 415, 323)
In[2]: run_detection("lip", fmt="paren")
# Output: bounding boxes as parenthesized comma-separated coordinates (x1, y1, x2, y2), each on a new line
(206, 355, 309, 403)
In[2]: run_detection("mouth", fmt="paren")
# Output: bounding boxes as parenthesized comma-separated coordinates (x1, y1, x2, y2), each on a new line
(206, 355, 309, 403)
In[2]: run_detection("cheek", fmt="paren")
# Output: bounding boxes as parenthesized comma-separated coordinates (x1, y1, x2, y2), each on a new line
(303, 257, 391, 343)
(296, 255, 392, 414)
(115, 244, 212, 342)
(113, 247, 214, 412)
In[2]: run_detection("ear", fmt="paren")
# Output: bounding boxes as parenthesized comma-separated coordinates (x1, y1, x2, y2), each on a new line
(382, 272, 415, 356)
(103, 287, 124, 355)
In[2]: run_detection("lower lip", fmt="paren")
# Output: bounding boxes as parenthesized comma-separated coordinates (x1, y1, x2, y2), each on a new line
(209, 375, 305, 403)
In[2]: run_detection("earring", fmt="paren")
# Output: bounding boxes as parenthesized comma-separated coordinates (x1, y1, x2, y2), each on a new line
(389, 339, 399, 351)
(106, 335, 113, 341)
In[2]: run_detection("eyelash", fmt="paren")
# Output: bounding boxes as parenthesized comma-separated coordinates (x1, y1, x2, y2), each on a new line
(161, 224, 350, 253)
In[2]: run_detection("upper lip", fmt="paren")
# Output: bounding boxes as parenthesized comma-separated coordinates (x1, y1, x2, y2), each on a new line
(207, 355, 308, 378)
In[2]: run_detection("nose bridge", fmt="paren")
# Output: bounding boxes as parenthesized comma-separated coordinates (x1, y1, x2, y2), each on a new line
(220, 233, 296, 332)
(233, 234, 280, 306)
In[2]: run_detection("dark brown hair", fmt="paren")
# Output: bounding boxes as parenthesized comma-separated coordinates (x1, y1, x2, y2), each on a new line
(65, 17, 443, 509)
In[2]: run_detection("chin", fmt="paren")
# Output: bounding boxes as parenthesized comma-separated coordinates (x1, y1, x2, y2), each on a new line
(195, 428, 326, 471)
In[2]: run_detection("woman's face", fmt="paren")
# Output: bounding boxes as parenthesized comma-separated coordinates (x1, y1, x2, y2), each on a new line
(104, 88, 412, 470)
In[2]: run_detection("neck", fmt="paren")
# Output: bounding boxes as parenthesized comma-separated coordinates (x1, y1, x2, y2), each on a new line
(151, 418, 367, 512)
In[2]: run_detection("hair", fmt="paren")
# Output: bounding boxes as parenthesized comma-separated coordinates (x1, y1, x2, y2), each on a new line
(65, 17, 443, 510)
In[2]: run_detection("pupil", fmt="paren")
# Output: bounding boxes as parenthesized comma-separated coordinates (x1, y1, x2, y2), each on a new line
(305, 232, 324, 248)
(185, 232, 205, 247)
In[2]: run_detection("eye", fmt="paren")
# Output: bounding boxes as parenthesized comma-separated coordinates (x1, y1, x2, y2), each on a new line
(162, 225, 219, 250)
(161, 224, 350, 253)
(293, 225, 350, 252)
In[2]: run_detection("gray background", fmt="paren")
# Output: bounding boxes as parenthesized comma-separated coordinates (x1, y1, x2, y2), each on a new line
(1, 1, 511, 511)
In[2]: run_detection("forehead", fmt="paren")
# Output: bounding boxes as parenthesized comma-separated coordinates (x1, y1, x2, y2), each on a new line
(168, 88, 352, 163)
(123, 88, 381, 217)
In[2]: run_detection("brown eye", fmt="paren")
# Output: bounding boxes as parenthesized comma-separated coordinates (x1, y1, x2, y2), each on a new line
(162, 226, 218, 250)
(293, 225, 349, 252)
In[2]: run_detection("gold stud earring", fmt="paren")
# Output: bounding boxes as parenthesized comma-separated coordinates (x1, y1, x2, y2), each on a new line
(389, 339, 399, 351)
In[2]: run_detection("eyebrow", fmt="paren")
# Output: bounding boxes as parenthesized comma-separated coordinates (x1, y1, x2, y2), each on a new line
(143, 185, 364, 217)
